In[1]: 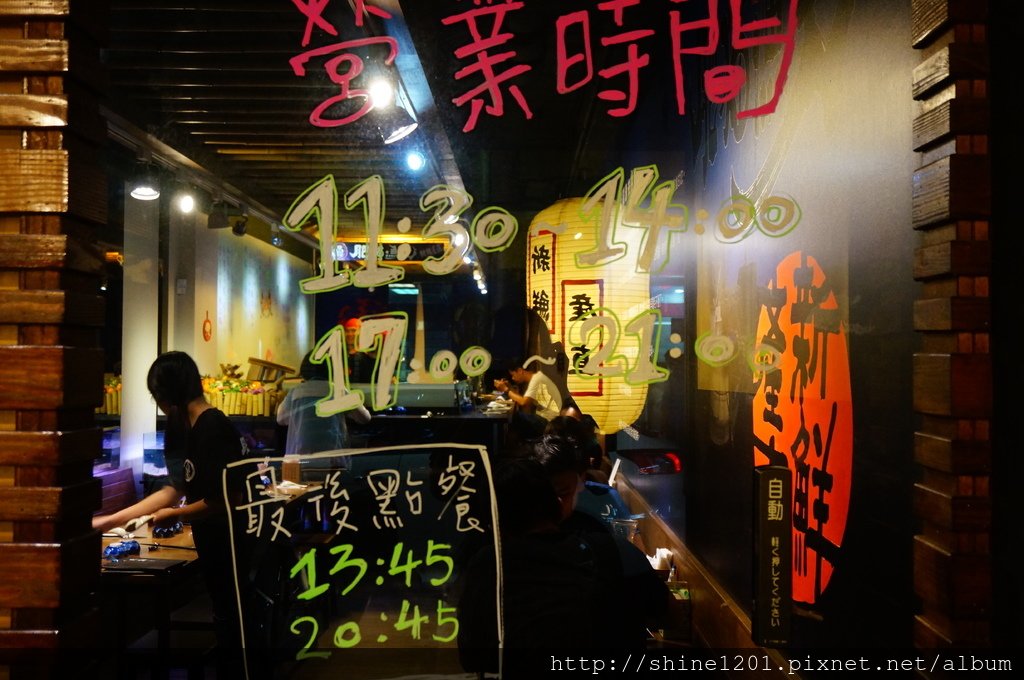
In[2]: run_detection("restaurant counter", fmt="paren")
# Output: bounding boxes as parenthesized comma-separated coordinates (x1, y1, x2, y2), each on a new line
(352, 406, 512, 455)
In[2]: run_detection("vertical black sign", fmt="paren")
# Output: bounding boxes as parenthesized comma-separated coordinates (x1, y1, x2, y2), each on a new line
(753, 464, 791, 646)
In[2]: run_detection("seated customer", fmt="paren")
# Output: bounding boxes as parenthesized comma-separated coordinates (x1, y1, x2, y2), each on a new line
(545, 409, 607, 482)
(525, 433, 672, 646)
(456, 457, 631, 676)
(276, 349, 371, 476)
(493, 358, 563, 443)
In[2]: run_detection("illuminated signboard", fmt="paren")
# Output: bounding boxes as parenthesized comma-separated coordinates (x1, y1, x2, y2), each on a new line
(334, 240, 449, 264)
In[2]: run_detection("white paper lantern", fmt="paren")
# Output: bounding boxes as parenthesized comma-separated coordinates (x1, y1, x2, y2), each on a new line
(526, 198, 656, 434)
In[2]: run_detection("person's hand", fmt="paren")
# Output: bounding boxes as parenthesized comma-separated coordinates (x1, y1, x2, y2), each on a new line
(151, 507, 179, 529)
(493, 378, 509, 393)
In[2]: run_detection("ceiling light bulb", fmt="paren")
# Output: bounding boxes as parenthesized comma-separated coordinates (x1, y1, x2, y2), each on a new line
(131, 184, 160, 201)
(130, 161, 160, 201)
(406, 151, 425, 171)
(369, 79, 394, 108)
(178, 193, 195, 213)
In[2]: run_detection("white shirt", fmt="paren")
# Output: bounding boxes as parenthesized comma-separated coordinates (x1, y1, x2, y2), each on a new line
(523, 370, 562, 421)
(276, 380, 370, 455)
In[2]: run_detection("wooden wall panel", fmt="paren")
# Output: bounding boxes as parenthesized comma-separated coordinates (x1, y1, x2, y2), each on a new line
(0, 429, 100, 467)
(914, 536, 991, 617)
(913, 240, 990, 279)
(911, 44, 989, 100)
(0, 233, 102, 274)
(0, 347, 104, 410)
(911, 0, 990, 47)
(912, 353, 992, 418)
(0, 38, 68, 73)
(0, 290, 104, 326)
(0, 149, 69, 213)
(914, 431, 990, 475)
(912, 297, 990, 332)
(912, 99, 990, 151)
(0, 0, 107, 667)
(911, 156, 991, 229)
(910, 0, 993, 650)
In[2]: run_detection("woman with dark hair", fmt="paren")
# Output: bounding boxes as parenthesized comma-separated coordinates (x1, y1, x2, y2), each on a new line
(94, 350, 253, 665)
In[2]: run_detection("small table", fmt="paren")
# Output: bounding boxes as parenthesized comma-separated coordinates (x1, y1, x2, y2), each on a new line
(100, 527, 203, 658)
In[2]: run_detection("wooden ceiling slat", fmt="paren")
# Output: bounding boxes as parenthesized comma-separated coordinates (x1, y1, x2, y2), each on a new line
(103, 0, 458, 220)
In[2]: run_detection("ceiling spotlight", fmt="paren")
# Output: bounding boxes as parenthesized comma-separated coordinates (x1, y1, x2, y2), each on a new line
(376, 104, 418, 145)
(232, 215, 248, 237)
(207, 199, 229, 229)
(177, 189, 195, 213)
(270, 222, 284, 247)
(369, 79, 395, 108)
(406, 150, 425, 171)
(130, 161, 160, 201)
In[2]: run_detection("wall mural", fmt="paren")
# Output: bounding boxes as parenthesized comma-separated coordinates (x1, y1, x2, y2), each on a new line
(214, 233, 311, 368)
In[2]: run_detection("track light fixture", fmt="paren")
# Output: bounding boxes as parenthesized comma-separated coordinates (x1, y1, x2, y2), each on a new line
(207, 198, 229, 229)
(232, 215, 248, 237)
(130, 160, 160, 201)
(270, 222, 283, 247)
(376, 103, 418, 145)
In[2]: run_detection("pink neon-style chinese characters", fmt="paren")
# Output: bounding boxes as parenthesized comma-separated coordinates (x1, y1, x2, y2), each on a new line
(441, 0, 534, 132)
(556, 1, 655, 117)
(352, 0, 393, 27)
(290, 37, 399, 128)
(291, 0, 339, 48)
(670, 0, 798, 118)
(555, 11, 592, 94)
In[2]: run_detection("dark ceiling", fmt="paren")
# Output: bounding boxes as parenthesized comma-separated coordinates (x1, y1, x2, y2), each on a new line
(101, 0, 638, 249)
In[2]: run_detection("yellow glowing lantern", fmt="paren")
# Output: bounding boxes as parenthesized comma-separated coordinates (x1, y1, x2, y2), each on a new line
(526, 196, 658, 435)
